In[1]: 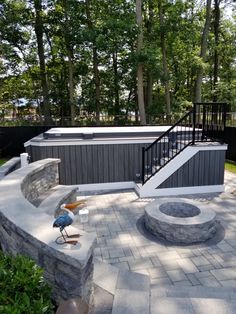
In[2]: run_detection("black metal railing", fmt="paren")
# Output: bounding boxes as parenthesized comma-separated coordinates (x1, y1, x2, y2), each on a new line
(141, 102, 228, 185)
(195, 102, 228, 142)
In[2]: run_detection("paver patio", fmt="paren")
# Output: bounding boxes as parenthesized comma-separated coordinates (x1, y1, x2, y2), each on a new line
(75, 170, 236, 290)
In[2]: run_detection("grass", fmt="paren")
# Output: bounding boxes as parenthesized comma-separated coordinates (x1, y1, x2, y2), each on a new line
(0, 159, 8, 166)
(225, 161, 236, 174)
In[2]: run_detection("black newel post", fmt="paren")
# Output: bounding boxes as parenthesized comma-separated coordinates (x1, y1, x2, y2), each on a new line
(192, 103, 196, 145)
(142, 147, 145, 185)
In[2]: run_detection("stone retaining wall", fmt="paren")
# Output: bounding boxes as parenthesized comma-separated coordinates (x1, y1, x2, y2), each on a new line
(0, 157, 21, 179)
(21, 160, 60, 203)
(0, 158, 96, 306)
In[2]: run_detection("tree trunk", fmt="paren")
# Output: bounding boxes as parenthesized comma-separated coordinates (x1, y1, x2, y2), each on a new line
(146, 0, 154, 124)
(67, 46, 76, 126)
(146, 74, 153, 123)
(136, 0, 146, 125)
(93, 46, 101, 122)
(112, 51, 120, 120)
(158, 0, 171, 122)
(33, 0, 51, 125)
(85, 0, 101, 122)
(63, 0, 76, 126)
(194, 0, 212, 103)
(213, 0, 220, 102)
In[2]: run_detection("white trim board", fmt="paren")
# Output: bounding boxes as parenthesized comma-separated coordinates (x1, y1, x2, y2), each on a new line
(139, 144, 227, 196)
(139, 185, 225, 198)
(77, 181, 135, 192)
(24, 138, 162, 147)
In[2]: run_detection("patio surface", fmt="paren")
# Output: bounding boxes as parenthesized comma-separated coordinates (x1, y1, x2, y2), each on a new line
(74, 170, 236, 313)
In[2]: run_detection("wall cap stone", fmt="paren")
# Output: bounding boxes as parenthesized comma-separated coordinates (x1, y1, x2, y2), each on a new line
(0, 158, 96, 268)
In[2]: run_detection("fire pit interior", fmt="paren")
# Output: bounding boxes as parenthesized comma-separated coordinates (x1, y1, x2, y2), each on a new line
(159, 202, 200, 218)
(144, 198, 218, 244)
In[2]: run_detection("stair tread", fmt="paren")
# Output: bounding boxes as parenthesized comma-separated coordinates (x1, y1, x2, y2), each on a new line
(111, 289, 149, 314)
(151, 296, 236, 314)
(151, 285, 236, 299)
(94, 260, 119, 295)
(117, 269, 150, 291)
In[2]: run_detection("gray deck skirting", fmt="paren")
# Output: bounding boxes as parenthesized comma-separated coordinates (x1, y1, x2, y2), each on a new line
(26, 142, 227, 189)
(157, 150, 226, 189)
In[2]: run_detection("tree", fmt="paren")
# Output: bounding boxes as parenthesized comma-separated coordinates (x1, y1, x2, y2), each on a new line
(194, 0, 212, 103)
(85, 0, 101, 122)
(212, 0, 221, 101)
(0, 0, 236, 125)
(158, 0, 171, 121)
(136, 0, 146, 125)
(33, 0, 52, 124)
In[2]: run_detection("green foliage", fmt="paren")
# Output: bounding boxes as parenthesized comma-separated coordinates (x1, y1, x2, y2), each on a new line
(225, 161, 236, 174)
(0, 252, 53, 314)
(0, 0, 235, 124)
(0, 159, 8, 166)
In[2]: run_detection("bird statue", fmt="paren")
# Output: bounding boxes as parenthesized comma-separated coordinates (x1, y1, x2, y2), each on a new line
(53, 200, 86, 244)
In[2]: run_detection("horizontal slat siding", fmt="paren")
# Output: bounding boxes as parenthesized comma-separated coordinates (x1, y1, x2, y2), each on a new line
(29, 143, 150, 184)
(28, 143, 226, 187)
(157, 150, 225, 189)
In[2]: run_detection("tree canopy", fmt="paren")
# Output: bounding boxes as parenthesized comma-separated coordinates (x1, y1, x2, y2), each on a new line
(0, 0, 235, 125)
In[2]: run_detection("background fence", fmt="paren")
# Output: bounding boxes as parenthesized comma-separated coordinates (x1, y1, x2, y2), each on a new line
(0, 125, 236, 162)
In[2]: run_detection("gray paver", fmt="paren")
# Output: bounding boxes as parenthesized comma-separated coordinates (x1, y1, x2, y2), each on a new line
(191, 298, 236, 314)
(198, 275, 221, 287)
(191, 256, 210, 267)
(150, 256, 162, 267)
(173, 280, 193, 287)
(217, 241, 235, 252)
(167, 269, 188, 282)
(220, 279, 236, 288)
(112, 261, 130, 271)
(148, 267, 167, 279)
(197, 264, 216, 272)
(116, 269, 150, 291)
(151, 297, 194, 314)
(151, 277, 173, 287)
(77, 171, 236, 313)
(128, 258, 153, 271)
(186, 273, 201, 286)
(93, 285, 113, 314)
(211, 268, 236, 281)
(160, 259, 180, 271)
(108, 248, 125, 259)
(94, 260, 119, 295)
(112, 289, 149, 314)
(177, 258, 199, 274)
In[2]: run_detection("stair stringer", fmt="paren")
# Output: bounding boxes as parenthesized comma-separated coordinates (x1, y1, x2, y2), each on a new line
(138, 144, 227, 198)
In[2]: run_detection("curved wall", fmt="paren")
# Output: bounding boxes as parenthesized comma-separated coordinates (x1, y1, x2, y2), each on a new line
(0, 159, 95, 305)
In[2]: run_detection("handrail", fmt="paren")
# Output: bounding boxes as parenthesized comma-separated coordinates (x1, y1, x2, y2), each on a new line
(143, 109, 193, 152)
(141, 102, 227, 185)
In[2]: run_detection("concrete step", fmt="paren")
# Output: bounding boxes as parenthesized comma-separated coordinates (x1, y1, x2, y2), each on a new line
(151, 297, 236, 314)
(93, 260, 150, 314)
(151, 285, 236, 300)
(94, 260, 119, 295)
(92, 260, 119, 314)
(111, 289, 149, 314)
(112, 269, 150, 314)
(151, 286, 236, 314)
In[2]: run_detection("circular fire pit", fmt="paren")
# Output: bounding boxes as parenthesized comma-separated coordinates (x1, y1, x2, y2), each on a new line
(144, 198, 218, 244)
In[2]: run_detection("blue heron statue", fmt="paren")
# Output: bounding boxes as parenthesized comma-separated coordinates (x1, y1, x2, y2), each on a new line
(53, 200, 86, 244)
